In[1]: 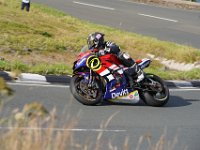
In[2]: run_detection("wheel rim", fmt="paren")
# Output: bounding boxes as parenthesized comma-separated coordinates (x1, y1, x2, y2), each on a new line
(153, 90, 168, 101)
(75, 77, 100, 102)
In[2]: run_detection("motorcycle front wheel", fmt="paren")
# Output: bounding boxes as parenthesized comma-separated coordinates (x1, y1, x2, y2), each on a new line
(70, 75, 103, 105)
(139, 74, 169, 107)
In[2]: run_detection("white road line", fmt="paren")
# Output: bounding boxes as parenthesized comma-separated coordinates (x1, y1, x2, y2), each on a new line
(7, 82, 69, 88)
(0, 126, 126, 132)
(169, 88, 200, 91)
(73, 1, 115, 10)
(138, 13, 178, 23)
(118, 0, 147, 5)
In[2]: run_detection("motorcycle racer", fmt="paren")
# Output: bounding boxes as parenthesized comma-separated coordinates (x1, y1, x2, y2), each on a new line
(87, 32, 144, 88)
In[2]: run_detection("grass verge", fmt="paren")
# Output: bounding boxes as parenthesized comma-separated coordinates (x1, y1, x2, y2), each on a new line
(0, 0, 200, 80)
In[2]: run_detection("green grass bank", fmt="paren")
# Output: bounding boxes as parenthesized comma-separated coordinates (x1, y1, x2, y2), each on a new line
(0, 0, 200, 80)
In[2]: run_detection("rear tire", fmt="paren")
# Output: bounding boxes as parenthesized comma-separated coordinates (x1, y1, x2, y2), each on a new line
(70, 75, 103, 105)
(139, 74, 169, 107)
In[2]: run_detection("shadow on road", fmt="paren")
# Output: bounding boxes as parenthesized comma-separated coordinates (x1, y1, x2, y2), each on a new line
(99, 95, 194, 107)
(165, 95, 196, 108)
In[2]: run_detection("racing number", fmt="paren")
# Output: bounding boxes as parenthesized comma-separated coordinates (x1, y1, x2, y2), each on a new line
(86, 55, 101, 71)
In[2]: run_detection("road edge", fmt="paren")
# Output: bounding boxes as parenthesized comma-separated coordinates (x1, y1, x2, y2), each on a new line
(131, 0, 200, 10)
(0, 71, 199, 88)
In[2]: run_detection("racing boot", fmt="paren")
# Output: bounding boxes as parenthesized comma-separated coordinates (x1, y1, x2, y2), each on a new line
(135, 69, 144, 83)
(124, 63, 144, 88)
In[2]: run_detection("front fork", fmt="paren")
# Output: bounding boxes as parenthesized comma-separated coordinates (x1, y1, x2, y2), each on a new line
(85, 69, 102, 90)
(87, 69, 94, 88)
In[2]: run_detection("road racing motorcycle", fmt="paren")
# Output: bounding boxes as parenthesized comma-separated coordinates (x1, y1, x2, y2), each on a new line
(70, 47, 169, 106)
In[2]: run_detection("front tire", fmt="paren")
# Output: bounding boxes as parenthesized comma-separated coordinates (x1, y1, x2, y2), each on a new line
(139, 74, 169, 107)
(70, 75, 103, 105)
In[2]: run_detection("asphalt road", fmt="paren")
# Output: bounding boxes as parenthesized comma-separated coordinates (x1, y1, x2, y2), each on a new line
(1, 82, 200, 150)
(34, 0, 200, 49)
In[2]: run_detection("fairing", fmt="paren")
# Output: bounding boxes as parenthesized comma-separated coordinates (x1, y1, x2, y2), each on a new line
(72, 49, 147, 103)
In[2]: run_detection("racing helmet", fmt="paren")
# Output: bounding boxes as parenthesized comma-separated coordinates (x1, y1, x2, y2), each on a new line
(87, 32, 105, 49)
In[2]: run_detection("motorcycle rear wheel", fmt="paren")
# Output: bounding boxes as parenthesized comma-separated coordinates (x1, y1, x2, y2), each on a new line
(70, 75, 103, 105)
(139, 74, 169, 107)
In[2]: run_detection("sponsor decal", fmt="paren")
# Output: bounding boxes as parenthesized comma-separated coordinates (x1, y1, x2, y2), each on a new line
(111, 89, 129, 99)
(134, 91, 139, 96)
(129, 94, 134, 99)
